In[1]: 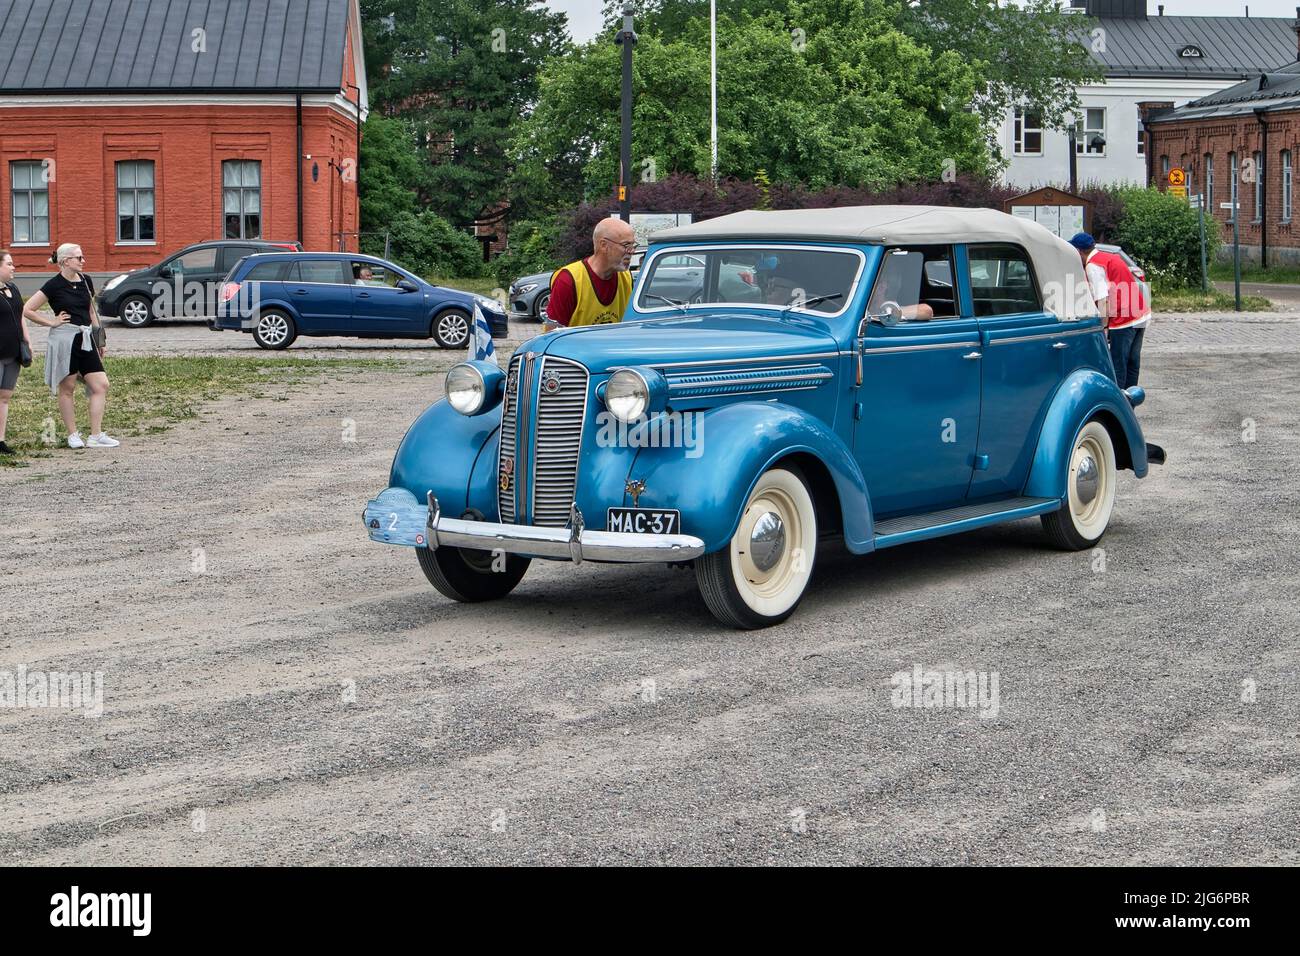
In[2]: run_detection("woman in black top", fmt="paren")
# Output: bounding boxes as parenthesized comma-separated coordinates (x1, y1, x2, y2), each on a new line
(23, 242, 119, 449)
(0, 249, 32, 455)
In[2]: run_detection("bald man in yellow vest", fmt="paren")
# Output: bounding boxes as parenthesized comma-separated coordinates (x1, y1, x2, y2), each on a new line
(545, 217, 636, 328)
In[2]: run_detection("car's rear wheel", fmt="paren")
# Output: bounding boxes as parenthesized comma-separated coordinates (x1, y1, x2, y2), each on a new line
(417, 546, 529, 602)
(535, 292, 551, 323)
(1041, 419, 1117, 550)
(252, 310, 297, 350)
(119, 294, 155, 328)
(695, 467, 816, 629)
(432, 308, 471, 349)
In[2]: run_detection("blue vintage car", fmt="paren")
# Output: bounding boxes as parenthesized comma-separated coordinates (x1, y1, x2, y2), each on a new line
(363, 207, 1164, 629)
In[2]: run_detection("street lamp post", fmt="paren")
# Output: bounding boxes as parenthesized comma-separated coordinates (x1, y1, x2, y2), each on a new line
(710, 0, 717, 180)
(615, 3, 637, 221)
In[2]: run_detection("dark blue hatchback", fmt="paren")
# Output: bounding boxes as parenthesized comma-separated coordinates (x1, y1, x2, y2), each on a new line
(210, 252, 508, 350)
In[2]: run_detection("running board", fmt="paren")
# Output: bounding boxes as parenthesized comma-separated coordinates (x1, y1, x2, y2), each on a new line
(873, 496, 1061, 549)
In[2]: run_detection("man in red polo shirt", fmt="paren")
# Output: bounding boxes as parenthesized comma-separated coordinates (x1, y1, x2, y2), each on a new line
(1068, 232, 1147, 390)
(546, 217, 637, 329)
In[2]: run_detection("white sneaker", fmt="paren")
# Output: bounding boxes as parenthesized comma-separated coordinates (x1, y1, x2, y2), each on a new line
(87, 432, 120, 448)
(67, 432, 85, 449)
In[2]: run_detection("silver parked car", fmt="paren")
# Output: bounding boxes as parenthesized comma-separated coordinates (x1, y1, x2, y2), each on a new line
(508, 249, 647, 323)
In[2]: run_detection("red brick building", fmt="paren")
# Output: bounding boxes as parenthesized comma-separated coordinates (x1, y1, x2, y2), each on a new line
(0, 0, 367, 284)
(1149, 22, 1300, 266)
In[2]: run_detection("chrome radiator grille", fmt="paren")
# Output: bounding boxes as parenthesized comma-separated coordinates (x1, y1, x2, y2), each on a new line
(497, 354, 589, 527)
(497, 354, 521, 523)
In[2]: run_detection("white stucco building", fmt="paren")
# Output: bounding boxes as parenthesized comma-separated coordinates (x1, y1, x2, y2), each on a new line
(1000, 0, 1300, 189)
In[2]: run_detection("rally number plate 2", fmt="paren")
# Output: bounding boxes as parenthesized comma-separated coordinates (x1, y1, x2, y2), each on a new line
(606, 507, 680, 535)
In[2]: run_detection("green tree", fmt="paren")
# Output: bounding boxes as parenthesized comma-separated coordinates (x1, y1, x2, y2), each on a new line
(361, 0, 570, 227)
(1114, 187, 1218, 287)
(515, 0, 989, 206)
(358, 114, 426, 233)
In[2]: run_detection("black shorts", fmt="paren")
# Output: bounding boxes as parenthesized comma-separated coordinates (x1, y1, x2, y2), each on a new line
(67, 335, 105, 377)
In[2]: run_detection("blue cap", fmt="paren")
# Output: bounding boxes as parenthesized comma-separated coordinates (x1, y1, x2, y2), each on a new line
(1068, 232, 1095, 250)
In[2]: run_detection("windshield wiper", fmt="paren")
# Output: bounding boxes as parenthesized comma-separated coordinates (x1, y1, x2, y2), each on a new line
(783, 291, 843, 314)
(644, 293, 688, 312)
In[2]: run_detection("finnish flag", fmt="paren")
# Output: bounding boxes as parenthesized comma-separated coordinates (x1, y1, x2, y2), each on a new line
(468, 303, 498, 365)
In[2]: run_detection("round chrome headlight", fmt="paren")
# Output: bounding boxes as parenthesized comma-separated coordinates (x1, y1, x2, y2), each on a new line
(606, 369, 650, 422)
(446, 363, 486, 415)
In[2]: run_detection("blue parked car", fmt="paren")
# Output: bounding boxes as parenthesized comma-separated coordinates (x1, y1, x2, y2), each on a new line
(210, 252, 508, 349)
(363, 207, 1165, 629)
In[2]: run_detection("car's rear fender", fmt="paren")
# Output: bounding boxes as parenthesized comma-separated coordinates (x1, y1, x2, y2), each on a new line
(1023, 369, 1149, 500)
(626, 402, 874, 554)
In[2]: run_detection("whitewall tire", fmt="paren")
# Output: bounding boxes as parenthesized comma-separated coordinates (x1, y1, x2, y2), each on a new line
(695, 467, 817, 629)
(1041, 419, 1117, 550)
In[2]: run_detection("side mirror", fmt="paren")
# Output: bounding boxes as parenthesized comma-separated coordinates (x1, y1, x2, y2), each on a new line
(396, 279, 418, 292)
(866, 301, 904, 328)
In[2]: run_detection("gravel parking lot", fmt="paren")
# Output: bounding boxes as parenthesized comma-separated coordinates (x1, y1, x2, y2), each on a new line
(2, 316, 1297, 865)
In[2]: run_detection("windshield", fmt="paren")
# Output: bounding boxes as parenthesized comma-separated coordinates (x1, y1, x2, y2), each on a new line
(636, 245, 864, 315)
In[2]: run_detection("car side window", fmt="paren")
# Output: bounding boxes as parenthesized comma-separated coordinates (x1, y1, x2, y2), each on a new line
(246, 260, 290, 281)
(351, 261, 398, 286)
(867, 246, 956, 322)
(174, 247, 219, 273)
(968, 244, 1041, 317)
(296, 260, 350, 284)
(221, 246, 256, 271)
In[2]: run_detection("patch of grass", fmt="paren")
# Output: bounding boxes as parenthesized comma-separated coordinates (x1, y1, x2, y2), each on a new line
(1, 355, 399, 468)
(427, 276, 501, 297)
(1207, 263, 1300, 284)
(1152, 287, 1272, 313)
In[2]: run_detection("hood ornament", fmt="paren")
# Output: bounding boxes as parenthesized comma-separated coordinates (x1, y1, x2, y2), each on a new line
(625, 478, 646, 508)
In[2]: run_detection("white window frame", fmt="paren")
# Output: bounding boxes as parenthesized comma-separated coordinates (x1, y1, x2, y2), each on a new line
(116, 159, 156, 244)
(1013, 108, 1043, 157)
(1229, 152, 1238, 222)
(9, 160, 50, 245)
(1283, 150, 1293, 223)
(1253, 151, 1264, 222)
(222, 159, 262, 240)
(1205, 154, 1214, 211)
(1074, 107, 1106, 157)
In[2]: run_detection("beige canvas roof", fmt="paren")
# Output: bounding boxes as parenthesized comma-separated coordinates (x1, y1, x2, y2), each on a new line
(651, 206, 1100, 320)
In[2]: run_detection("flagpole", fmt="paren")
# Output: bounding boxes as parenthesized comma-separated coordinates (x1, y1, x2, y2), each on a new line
(710, 0, 717, 181)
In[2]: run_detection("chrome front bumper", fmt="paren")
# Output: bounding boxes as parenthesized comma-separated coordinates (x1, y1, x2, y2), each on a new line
(362, 487, 705, 564)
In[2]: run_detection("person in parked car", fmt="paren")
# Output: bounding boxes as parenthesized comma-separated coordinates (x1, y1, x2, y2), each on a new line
(0, 250, 31, 455)
(22, 242, 119, 448)
(1069, 232, 1146, 390)
(546, 217, 636, 328)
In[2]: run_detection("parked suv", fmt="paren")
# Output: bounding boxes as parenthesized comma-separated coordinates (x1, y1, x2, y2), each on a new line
(211, 252, 508, 350)
(98, 239, 301, 327)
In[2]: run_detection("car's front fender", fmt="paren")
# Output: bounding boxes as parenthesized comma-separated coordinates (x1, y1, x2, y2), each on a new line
(1023, 368, 1149, 500)
(625, 402, 874, 554)
(389, 398, 499, 516)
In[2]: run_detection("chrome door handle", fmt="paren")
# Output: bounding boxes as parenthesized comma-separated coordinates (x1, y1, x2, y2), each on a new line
(962, 351, 982, 360)
(1051, 341, 1068, 349)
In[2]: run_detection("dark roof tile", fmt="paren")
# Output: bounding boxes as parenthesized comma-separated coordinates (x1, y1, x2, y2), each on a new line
(0, 0, 349, 92)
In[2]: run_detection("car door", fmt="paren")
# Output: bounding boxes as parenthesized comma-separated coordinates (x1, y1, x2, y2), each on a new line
(161, 245, 223, 318)
(284, 258, 354, 333)
(965, 243, 1064, 500)
(854, 246, 980, 518)
(347, 261, 428, 335)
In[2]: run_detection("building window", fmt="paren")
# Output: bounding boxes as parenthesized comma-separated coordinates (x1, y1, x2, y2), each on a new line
(1253, 150, 1263, 222)
(116, 160, 155, 242)
(1283, 150, 1293, 222)
(1075, 108, 1106, 155)
(1013, 108, 1043, 156)
(222, 160, 261, 239)
(10, 160, 50, 244)
(1161, 155, 1170, 178)
(1205, 153, 1213, 210)
(1137, 113, 1145, 156)
(1229, 152, 1238, 222)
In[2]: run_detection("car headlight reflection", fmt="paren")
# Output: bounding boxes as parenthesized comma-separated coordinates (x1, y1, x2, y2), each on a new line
(606, 369, 651, 422)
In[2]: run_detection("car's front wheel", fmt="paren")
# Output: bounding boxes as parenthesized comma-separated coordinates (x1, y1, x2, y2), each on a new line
(535, 291, 551, 323)
(695, 466, 817, 629)
(1041, 419, 1117, 550)
(252, 310, 297, 350)
(432, 308, 471, 349)
(417, 546, 529, 602)
(119, 294, 155, 328)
